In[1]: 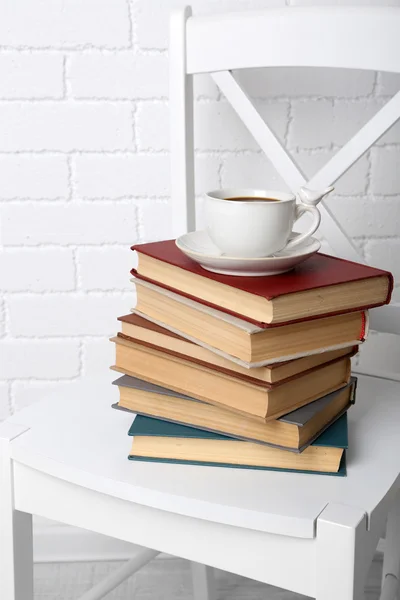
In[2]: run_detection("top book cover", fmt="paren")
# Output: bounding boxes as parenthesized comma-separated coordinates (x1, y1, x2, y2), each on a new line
(131, 240, 393, 327)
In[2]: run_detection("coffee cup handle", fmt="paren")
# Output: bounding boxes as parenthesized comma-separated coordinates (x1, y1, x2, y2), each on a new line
(285, 204, 321, 250)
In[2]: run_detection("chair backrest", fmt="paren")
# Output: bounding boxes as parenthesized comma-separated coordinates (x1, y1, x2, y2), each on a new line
(169, 6, 400, 335)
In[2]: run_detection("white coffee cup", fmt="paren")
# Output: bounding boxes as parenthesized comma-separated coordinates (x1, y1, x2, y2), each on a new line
(204, 188, 322, 258)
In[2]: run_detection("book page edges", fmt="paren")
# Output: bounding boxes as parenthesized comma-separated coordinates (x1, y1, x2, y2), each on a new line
(131, 311, 364, 368)
(133, 277, 262, 333)
(132, 243, 392, 301)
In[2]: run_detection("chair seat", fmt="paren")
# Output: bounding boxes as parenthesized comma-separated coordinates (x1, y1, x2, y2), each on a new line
(3, 373, 400, 540)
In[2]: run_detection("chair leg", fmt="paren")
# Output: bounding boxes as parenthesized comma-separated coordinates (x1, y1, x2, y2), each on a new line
(316, 503, 368, 600)
(380, 491, 400, 600)
(191, 562, 217, 600)
(0, 424, 34, 600)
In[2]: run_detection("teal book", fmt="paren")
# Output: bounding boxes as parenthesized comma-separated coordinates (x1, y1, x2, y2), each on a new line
(127, 412, 348, 476)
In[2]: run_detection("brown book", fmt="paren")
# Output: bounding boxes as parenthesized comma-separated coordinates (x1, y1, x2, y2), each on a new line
(113, 375, 357, 452)
(110, 335, 351, 420)
(133, 278, 367, 367)
(131, 239, 392, 326)
(118, 313, 357, 385)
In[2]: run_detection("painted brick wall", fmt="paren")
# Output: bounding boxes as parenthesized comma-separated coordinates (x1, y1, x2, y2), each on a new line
(1, 0, 400, 418)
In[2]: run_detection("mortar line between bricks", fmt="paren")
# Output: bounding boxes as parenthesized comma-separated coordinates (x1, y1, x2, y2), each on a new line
(0, 46, 166, 57)
(0, 93, 382, 102)
(0, 150, 171, 156)
(2, 288, 133, 294)
(217, 160, 223, 188)
(129, 0, 140, 52)
(0, 198, 165, 205)
(136, 98, 168, 105)
(63, 54, 73, 99)
(2, 243, 147, 249)
(1, 146, 397, 157)
(7, 335, 123, 340)
(3, 291, 133, 297)
(0, 44, 133, 51)
(126, 0, 134, 50)
(66, 155, 74, 201)
(284, 100, 293, 147)
(1, 336, 121, 342)
(1, 244, 136, 250)
(136, 48, 168, 56)
(0, 94, 389, 104)
(4, 377, 83, 384)
(8, 381, 17, 416)
(371, 71, 379, 98)
(131, 101, 138, 151)
(0, 45, 166, 55)
(7, 145, 398, 157)
(0, 299, 6, 339)
(71, 247, 79, 291)
(0, 96, 70, 102)
(0, 195, 70, 202)
(365, 149, 373, 195)
(0, 98, 136, 105)
(62, 55, 67, 99)
(2, 298, 10, 339)
(133, 204, 141, 240)
(78, 340, 84, 376)
(0, 198, 170, 208)
(73, 95, 171, 102)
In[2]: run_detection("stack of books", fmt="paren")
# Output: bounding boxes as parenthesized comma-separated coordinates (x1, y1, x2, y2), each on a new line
(111, 240, 392, 476)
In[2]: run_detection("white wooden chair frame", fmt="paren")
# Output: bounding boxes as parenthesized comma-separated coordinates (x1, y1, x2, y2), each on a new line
(2, 6, 400, 600)
(170, 5, 400, 339)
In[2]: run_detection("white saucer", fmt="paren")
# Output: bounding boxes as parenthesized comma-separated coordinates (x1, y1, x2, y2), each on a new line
(175, 231, 321, 277)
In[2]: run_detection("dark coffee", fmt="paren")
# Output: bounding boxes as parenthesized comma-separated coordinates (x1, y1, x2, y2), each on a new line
(225, 196, 280, 202)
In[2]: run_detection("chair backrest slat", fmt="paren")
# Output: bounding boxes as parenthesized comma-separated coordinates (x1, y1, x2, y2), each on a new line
(211, 70, 363, 262)
(186, 7, 400, 74)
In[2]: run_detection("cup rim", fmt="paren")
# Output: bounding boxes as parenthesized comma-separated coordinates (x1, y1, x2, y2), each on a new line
(205, 189, 295, 204)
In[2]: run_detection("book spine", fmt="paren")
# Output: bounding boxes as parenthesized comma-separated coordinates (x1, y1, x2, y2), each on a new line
(361, 311, 369, 342)
(386, 272, 395, 303)
(349, 377, 358, 404)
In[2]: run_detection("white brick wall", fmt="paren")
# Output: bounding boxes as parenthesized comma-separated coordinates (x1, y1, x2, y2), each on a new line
(0, 53, 64, 99)
(0, 155, 69, 199)
(0, 102, 134, 151)
(1, 0, 400, 418)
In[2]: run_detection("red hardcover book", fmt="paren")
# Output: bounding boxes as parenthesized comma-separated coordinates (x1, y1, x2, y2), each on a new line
(131, 240, 393, 327)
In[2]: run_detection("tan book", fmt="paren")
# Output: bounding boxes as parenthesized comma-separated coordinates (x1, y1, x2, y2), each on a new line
(133, 278, 367, 367)
(110, 335, 351, 420)
(118, 314, 357, 384)
(113, 375, 357, 452)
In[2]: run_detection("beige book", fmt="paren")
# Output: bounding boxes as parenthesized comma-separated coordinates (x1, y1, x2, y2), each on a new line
(130, 436, 344, 473)
(111, 335, 351, 420)
(133, 278, 367, 366)
(118, 313, 357, 384)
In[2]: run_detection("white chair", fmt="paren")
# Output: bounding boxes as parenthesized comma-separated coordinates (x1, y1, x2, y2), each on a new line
(2, 6, 400, 600)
